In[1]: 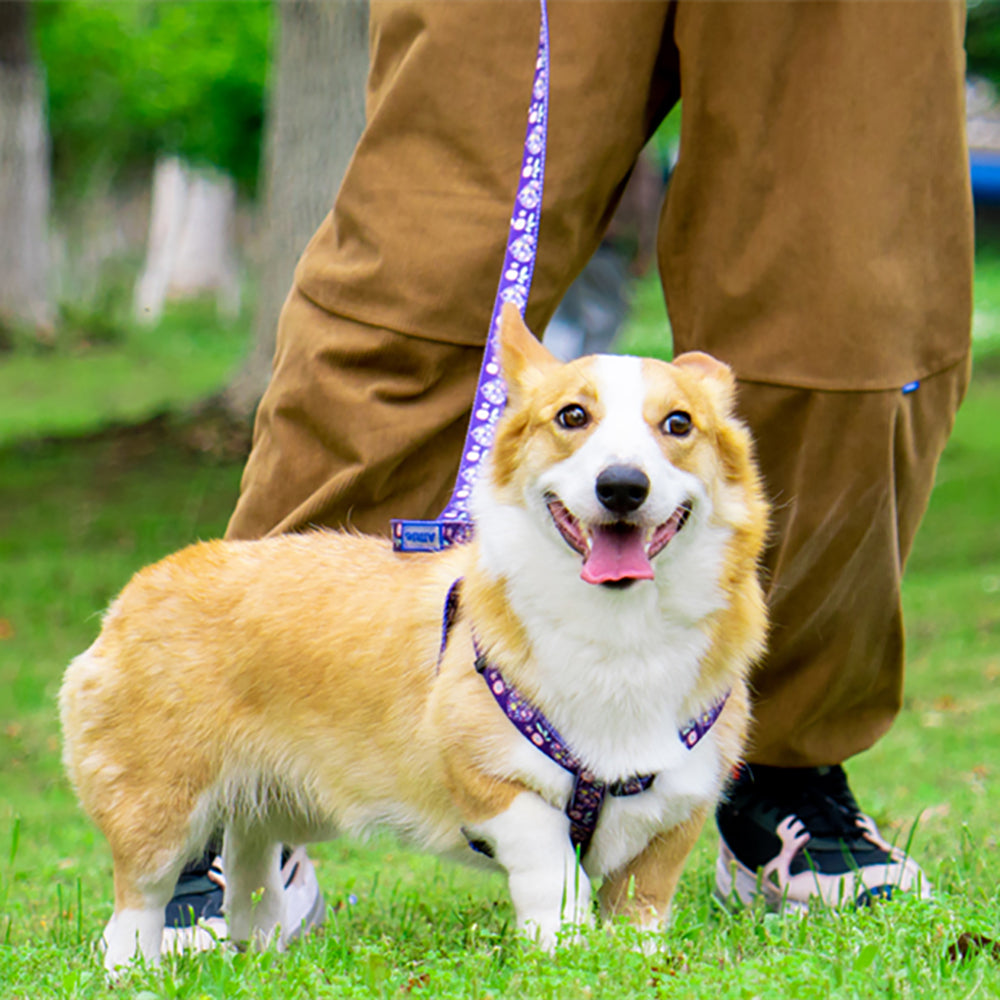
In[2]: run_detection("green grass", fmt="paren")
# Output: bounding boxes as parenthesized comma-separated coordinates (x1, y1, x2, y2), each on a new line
(615, 269, 672, 361)
(1, 282, 999, 996)
(971, 242, 1000, 357)
(0, 300, 248, 446)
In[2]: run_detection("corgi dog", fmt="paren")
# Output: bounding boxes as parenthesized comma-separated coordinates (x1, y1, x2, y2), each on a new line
(60, 304, 768, 971)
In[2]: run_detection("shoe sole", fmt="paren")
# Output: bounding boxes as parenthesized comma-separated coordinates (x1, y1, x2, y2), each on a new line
(161, 849, 326, 956)
(714, 839, 807, 914)
(714, 837, 933, 913)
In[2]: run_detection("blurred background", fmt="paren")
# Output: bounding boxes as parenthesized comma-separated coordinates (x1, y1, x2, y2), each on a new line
(0, 0, 368, 447)
(2, 0, 1000, 442)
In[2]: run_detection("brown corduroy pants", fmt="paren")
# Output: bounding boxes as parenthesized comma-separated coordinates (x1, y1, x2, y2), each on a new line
(228, 1, 973, 768)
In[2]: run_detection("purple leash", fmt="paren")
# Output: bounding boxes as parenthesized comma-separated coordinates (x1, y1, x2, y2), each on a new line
(391, 0, 550, 553)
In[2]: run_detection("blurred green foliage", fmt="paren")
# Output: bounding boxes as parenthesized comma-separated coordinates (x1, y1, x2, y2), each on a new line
(967, 0, 1000, 90)
(26, 1, 1000, 200)
(34, 1, 273, 196)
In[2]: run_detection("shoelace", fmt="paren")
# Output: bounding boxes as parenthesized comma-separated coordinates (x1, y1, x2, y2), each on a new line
(753, 766, 873, 845)
(790, 785, 867, 844)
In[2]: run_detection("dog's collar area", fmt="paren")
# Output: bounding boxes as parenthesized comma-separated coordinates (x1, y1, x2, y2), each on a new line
(440, 579, 729, 857)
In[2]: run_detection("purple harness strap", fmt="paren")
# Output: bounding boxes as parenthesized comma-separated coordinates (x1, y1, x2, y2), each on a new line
(439, 580, 729, 858)
(391, 0, 550, 553)
(475, 644, 655, 857)
(477, 648, 728, 857)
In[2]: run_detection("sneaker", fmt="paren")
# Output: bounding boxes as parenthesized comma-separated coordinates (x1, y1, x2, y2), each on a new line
(714, 763, 931, 912)
(161, 846, 325, 955)
(161, 852, 228, 955)
(277, 846, 326, 945)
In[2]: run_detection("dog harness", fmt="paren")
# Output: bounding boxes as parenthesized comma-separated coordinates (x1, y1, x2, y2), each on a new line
(441, 581, 730, 858)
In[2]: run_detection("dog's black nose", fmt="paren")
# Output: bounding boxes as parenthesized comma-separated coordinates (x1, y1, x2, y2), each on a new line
(595, 465, 650, 514)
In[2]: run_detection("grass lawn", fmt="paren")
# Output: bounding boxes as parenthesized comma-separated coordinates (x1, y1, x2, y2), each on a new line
(0, 301, 249, 448)
(0, 283, 998, 997)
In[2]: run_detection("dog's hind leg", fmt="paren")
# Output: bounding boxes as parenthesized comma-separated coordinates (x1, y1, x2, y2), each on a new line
(102, 851, 186, 973)
(221, 826, 284, 949)
(96, 784, 220, 971)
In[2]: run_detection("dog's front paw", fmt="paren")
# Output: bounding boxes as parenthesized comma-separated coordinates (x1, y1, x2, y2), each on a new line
(520, 910, 594, 953)
(602, 908, 671, 956)
(630, 924, 669, 958)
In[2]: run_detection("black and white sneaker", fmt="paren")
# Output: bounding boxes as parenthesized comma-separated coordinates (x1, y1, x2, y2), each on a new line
(715, 764, 931, 912)
(162, 851, 229, 955)
(161, 846, 324, 955)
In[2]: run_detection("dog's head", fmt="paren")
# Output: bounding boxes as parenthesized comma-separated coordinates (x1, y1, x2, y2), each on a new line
(473, 304, 766, 592)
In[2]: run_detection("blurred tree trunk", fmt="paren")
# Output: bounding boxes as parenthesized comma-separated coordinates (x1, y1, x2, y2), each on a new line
(0, 1, 53, 334)
(220, 0, 369, 420)
(133, 156, 241, 325)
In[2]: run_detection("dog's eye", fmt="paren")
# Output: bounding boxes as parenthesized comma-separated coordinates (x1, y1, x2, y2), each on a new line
(662, 410, 693, 437)
(556, 404, 590, 430)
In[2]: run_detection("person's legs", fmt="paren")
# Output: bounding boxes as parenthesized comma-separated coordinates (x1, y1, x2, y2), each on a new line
(714, 366, 969, 909)
(228, 0, 677, 539)
(228, 303, 484, 539)
(660, 0, 972, 905)
(734, 367, 970, 767)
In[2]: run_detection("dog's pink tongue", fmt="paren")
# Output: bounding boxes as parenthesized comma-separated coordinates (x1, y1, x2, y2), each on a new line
(581, 525, 654, 585)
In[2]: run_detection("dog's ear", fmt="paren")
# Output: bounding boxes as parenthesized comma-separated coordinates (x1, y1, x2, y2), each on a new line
(498, 302, 559, 407)
(672, 351, 737, 415)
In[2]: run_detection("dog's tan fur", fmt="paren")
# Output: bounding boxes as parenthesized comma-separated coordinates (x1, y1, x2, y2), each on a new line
(61, 306, 768, 966)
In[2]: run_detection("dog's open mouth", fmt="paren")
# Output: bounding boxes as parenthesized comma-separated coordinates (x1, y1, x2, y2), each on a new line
(546, 497, 692, 587)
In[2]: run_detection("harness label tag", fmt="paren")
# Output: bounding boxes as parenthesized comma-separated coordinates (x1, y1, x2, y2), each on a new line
(392, 519, 474, 553)
(396, 522, 443, 551)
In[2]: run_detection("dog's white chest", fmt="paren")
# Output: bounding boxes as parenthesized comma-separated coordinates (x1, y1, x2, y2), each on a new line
(482, 637, 729, 879)
(488, 700, 725, 879)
